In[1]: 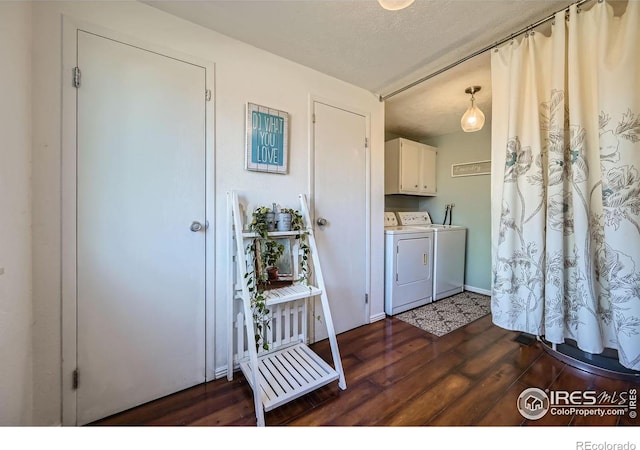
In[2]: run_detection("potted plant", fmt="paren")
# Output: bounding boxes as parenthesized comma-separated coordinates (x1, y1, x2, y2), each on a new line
(261, 239, 285, 281)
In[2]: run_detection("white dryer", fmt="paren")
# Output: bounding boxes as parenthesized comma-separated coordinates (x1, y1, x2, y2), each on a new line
(396, 212, 467, 301)
(384, 212, 434, 315)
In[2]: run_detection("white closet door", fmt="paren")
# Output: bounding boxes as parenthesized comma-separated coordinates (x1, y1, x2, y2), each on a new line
(76, 31, 206, 425)
(313, 101, 368, 337)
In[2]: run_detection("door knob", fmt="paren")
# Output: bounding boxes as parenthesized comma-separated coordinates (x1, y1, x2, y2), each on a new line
(316, 217, 328, 227)
(190, 221, 204, 232)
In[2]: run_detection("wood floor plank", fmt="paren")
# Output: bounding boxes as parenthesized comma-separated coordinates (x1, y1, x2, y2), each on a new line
(451, 323, 513, 357)
(342, 335, 433, 386)
(475, 381, 528, 426)
(323, 351, 465, 425)
(383, 373, 473, 426)
(284, 379, 382, 426)
(91, 377, 247, 426)
(349, 321, 436, 362)
(428, 360, 523, 425)
(456, 332, 522, 379)
(508, 342, 545, 372)
(328, 350, 467, 426)
(150, 379, 255, 426)
(518, 351, 565, 388)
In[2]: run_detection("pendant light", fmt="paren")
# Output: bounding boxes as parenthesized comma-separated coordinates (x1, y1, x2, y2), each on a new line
(378, 0, 415, 11)
(461, 86, 485, 132)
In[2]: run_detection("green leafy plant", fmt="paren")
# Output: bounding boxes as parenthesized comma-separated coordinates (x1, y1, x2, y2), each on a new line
(244, 247, 270, 351)
(249, 206, 272, 240)
(262, 239, 285, 267)
(245, 206, 274, 350)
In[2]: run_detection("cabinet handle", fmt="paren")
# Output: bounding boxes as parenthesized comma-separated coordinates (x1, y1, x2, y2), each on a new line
(414, 185, 418, 188)
(423, 253, 428, 265)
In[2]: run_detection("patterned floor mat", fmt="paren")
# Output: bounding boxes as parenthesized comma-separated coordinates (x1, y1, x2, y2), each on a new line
(394, 291, 491, 337)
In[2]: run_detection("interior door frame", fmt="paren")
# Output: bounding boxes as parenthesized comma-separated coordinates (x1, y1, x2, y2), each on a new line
(307, 95, 371, 340)
(61, 17, 216, 425)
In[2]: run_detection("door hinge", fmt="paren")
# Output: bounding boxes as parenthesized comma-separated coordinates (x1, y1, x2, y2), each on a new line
(72, 67, 81, 88)
(365, 293, 369, 304)
(312, 113, 316, 124)
(205, 89, 212, 102)
(72, 369, 79, 390)
(365, 137, 368, 149)
(396, 273, 398, 282)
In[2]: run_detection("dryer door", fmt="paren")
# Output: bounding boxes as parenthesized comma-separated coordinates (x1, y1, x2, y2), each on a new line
(396, 236, 432, 285)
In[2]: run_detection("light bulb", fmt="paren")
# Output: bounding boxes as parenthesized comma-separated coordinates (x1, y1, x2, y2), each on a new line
(378, 0, 415, 11)
(461, 87, 485, 132)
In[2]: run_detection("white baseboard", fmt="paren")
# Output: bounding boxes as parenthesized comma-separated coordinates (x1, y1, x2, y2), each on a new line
(215, 366, 231, 380)
(370, 312, 387, 322)
(464, 285, 491, 296)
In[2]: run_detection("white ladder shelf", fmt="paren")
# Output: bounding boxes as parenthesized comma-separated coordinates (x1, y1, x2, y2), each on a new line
(227, 191, 346, 426)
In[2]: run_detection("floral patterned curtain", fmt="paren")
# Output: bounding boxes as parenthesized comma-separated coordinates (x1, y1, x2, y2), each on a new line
(490, 1, 640, 370)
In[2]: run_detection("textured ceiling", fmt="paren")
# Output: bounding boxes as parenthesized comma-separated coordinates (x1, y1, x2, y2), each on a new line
(145, 0, 575, 138)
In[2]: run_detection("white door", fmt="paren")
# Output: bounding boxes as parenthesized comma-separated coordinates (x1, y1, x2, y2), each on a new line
(313, 101, 368, 338)
(76, 31, 207, 425)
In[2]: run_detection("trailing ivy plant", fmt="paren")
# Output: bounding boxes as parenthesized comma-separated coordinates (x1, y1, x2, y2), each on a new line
(249, 206, 271, 240)
(245, 206, 274, 351)
(262, 239, 285, 271)
(244, 244, 270, 351)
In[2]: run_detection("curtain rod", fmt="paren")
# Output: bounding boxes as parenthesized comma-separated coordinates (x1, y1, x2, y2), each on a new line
(378, 0, 594, 102)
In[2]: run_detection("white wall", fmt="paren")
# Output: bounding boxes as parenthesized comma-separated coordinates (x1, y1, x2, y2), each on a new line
(31, 1, 384, 425)
(0, 1, 33, 426)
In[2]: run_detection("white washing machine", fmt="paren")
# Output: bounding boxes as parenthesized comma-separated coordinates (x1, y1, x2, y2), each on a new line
(384, 212, 434, 315)
(396, 211, 467, 301)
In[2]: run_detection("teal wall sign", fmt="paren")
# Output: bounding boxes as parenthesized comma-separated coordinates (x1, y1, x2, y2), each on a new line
(245, 103, 289, 174)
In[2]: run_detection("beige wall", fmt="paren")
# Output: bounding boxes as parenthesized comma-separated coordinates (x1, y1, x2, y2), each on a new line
(0, 1, 34, 425)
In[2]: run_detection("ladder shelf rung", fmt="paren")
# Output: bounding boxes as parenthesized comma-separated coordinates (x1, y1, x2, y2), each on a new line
(239, 343, 339, 412)
(262, 283, 321, 306)
(241, 230, 309, 239)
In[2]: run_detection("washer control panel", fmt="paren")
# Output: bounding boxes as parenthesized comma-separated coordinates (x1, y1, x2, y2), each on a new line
(396, 211, 433, 226)
(384, 212, 399, 227)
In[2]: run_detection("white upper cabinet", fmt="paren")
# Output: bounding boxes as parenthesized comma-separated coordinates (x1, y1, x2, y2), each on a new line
(385, 138, 437, 196)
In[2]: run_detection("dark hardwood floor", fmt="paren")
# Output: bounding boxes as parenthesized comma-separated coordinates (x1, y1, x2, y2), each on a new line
(92, 314, 639, 427)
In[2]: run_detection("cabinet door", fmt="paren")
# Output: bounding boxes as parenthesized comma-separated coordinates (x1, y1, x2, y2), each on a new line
(399, 139, 421, 193)
(420, 146, 437, 195)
